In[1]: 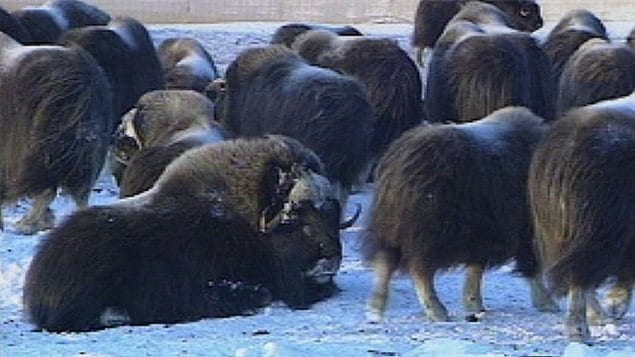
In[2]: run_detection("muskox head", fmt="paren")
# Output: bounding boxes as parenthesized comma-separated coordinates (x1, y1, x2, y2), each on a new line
(489, 0, 543, 32)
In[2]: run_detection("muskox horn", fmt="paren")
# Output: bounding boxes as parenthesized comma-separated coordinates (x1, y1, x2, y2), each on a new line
(259, 202, 301, 234)
(339, 203, 361, 229)
(288, 169, 332, 208)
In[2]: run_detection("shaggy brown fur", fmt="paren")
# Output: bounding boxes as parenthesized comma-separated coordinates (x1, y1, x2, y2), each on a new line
(0, 33, 112, 233)
(24, 136, 344, 332)
(158, 37, 219, 93)
(270, 23, 362, 47)
(0, 5, 31, 43)
(557, 40, 635, 116)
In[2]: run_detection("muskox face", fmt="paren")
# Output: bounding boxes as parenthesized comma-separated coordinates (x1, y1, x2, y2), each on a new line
(494, 0, 543, 32)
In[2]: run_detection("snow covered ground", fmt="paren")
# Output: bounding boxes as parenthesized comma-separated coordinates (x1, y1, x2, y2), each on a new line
(2, 22, 635, 357)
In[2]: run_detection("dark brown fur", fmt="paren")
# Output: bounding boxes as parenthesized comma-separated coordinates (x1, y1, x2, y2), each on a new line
(270, 23, 362, 47)
(0, 33, 112, 231)
(158, 37, 219, 93)
(0, 5, 31, 43)
(557, 40, 635, 116)
(24, 136, 343, 332)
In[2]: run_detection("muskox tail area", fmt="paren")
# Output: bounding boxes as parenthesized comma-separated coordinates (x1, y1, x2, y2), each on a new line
(23, 207, 133, 332)
(9, 46, 112, 198)
(450, 34, 530, 121)
(529, 107, 635, 295)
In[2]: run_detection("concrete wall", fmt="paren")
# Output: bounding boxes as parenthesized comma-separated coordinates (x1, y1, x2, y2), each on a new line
(3, 0, 635, 23)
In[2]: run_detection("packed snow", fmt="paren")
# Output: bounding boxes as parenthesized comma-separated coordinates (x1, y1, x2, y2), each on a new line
(1, 22, 634, 357)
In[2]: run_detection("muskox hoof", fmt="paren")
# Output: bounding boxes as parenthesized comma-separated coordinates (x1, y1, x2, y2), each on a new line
(15, 209, 55, 235)
(206, 280, 272, 316)
(566, 322, 592, 344)
(425, 306, 450, 322)
(604, 286, 632, 320)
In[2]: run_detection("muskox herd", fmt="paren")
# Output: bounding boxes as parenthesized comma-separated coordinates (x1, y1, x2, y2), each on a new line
(1, 0, 634, 344)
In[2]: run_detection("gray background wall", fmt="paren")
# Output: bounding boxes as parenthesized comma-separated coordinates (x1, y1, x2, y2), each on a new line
(3, 0, 635, 23)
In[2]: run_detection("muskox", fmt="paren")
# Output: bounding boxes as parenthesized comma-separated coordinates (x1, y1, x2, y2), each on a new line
(212, 45, 373, 206)
(425, 1, 554, 123)
(12, 0, 110, 44)
(291, 31, 423, 161)
(528, 92, 635, 342)
(58, 16, 165, 121)
(157, 37, 219, 93)
(113, 90, 227, 197)
(541, 9, 608, 87)
(628, 27, 635, 49)
(557, 39, 635, 117)
(0, 5, 31, 43)
(364, 107, 557, 323)
(412, 0, 543, 66)
(0, 33, 112, 234)
(23, 135, 355, 332)
(270, 23, 362, 48)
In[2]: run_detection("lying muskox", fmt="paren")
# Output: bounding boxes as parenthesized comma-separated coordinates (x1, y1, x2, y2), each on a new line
(12, 0, 110, 44)
(157, 37, 220, 93)
(557, 39, 635, 116)
(364, 107, 557, 323)
(0, 5, 31, 43)
(58, 16, 165, 121)
(541, 9, 608, 87)
(113, 90, 227, 197)
(425, 1, 554, 122)
(270, 23, 362, 47)
(211, 45, 373, 205)
(529, 92, 635, 343)
(291, 31, 423, 161)
(0, 32, 112, 234)
(23, 135, 357, 332)
(412, 0, 543, 65)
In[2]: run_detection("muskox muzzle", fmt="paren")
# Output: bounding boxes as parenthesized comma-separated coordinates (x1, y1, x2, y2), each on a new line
(305, 256, 342, 284)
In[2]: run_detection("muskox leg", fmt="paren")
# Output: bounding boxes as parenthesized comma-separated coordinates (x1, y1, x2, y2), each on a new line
(367, 251, 398, 323)
(15, 189, 56, 234)
(412, 269, 450, 322)
(586, 290, 608, 325)
(605, 279, 633, 320)
(566, 286, 592, 343)
(527, 277, 560, 312)
(463, 264, 485, 317)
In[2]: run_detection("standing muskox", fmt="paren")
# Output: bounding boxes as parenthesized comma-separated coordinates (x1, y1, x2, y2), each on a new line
(291, 31, 424, 161)
(57, 16, 165, 122)
(211, 45, 373, 206)
(541, 9, 608, 88)
(157, 37, 220, 93)
(270, 23, 362, 48)
(425, 1, 554, 123)
(411, 0, 543, 65)
(0, 5, 31, 43)
(24, 135, 353, 332)
(12, 0, 110, 44)
(113, 90, 227, 197)
(364, 107, 557, 323)
(529, 92, 635, 343)
(557, 39, 635, 117)
(0, 33, 112, 234)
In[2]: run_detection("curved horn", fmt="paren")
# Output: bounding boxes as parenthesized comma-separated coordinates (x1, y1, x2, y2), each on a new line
(339, 203, 362, 230)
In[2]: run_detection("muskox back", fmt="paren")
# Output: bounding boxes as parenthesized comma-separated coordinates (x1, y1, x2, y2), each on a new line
(364, 106, 555, 322)
(12, 0, 110, 44)
(58, 16, 165, 121)
(411, 0, 543, 65)
(0, 33, 112, 233)
(557, 40, 635, 116)
(528, 92, 635, 342)
(219, 45, 373, 198)
(158, 37, 219, 93)
(292, 31, 423, 160)
(24, 136, 344, 332)
(425, 3, 554, 122)
(542, 9, 608, 86)
(0, 5, 31, 43)
(271, 23, 362, 47)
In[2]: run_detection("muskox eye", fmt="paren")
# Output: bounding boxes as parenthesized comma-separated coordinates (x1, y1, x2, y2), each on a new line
(520, 7, 531, 17)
